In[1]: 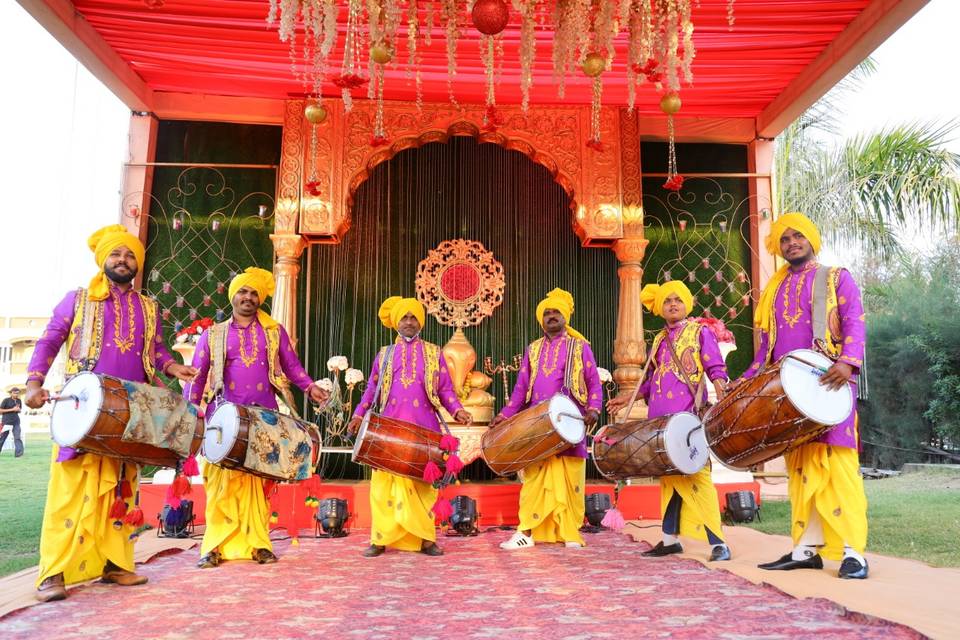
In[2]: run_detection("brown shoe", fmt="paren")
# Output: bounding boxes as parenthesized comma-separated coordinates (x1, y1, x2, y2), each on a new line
(197, 550, 221, 569)
(362, 545, 386, 558)
(101, 563, 148, 586)
(252, 548, 278, 564)
(36, 574, 67, 602)
(420, 542, 444, 557)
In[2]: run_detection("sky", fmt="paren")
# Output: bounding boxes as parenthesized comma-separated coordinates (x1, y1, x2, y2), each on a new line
(0, 0, 958, 316)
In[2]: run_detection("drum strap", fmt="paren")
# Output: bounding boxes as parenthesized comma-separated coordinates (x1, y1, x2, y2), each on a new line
(811, 265, 830, 349)
(664, 330, 707, 416)
(361, 345, 395, 433)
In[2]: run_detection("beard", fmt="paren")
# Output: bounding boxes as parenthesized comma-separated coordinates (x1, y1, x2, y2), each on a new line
(785, 251, 813, 267)
(104, 264, 137, 284)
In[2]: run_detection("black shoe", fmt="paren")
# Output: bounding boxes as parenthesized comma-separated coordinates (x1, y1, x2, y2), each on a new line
(420, 542, 444, 557)
(839, 557, 869, 579)
(362, 545, 385, 558)
(642, 541, 683, 557)
(252, 548, 278, 564)
(709, 545, 731, 561)
(197, 551, 221, 569)
(758, 552, 823, 571)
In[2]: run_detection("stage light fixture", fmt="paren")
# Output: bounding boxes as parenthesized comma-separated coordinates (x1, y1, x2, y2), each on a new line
(723, 490, 760, 524)
(448, 495, 479, 536)
(584, 493, 612, 528)
(315, 498, 350, 538)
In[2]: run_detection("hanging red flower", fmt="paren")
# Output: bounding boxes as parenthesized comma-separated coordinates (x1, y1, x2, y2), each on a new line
(585, 138, 605, 152)
(370, 135, 390, 147)
(331, 73, 367, 90)
(663, 175, 685, 191)
(305, 180, 323, 196)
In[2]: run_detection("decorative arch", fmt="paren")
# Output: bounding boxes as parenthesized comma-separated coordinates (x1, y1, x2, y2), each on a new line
(277, 99, 625, 246)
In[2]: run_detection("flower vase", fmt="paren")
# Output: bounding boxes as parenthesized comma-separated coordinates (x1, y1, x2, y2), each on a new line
(172, 342, 197, 389)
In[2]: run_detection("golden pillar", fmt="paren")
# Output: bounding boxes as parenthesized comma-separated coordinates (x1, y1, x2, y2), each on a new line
(270, 233, 307, 346)
(611, 230, 649, 416)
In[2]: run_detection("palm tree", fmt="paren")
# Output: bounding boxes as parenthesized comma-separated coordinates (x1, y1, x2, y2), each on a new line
(775, 60, 960, 261)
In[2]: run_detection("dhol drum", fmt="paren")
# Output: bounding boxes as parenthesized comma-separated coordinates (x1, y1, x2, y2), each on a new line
(351, 414, 446, 482)
(50, 372, 203, 467)
(204, 402, 320, 482)
(704, 348, 853, 470)
(592, 412, 708, 479)
(480, 394, 586, 476)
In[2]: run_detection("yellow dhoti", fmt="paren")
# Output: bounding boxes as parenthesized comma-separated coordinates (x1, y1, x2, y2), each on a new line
(37, 446, 137, 587)
(517, 455, 586, 545)
(201, 465, 272, 559)
(786, 443, 868, 560)
(660, 464, 725, 543)
(369, 469, 438, 551)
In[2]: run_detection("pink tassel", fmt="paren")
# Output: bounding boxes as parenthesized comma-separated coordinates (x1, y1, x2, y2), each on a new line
(422, 460, 443, 484)
(432, 496, 453, 521)
(109, 497, 128, 519)
(123, 506, 144, 527)
(182, 454, 199, 477)
(439, 434, 459, 452)
(164, 485, 182, 510)
(601, 507, 626, 531)
(444, 453, 465, 476)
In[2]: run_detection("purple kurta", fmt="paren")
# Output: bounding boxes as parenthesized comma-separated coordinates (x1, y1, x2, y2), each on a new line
(743, 262, 866, 448)
(184, 319, 314, 410)
(642, 321, 729, 419)
(27, 287, 174, 384)
(353, 337, 464, 432)
(500, 334, 604, 458)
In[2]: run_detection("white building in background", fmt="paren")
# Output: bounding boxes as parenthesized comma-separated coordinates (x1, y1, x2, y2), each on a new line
(0, 315, 62, 435)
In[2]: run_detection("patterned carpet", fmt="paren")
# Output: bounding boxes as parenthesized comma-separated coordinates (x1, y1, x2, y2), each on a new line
(0, 531, 923, 640)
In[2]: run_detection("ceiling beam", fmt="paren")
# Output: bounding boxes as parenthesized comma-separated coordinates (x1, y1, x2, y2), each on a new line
(152, 93, 286, 125)
(17, 0, 153, 111)
(756, 0, 929, 139)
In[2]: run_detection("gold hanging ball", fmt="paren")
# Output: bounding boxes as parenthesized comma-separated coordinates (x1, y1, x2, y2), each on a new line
(581, 53, 606, 78)
(304, 103, 327, 125)
(370, 43, 393, 65)
(660, 92, 682, 115)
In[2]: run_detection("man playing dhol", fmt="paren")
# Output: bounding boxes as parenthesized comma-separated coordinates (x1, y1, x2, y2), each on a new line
(185, 267, 329, 569)
(491, 288, 603, 551)
(25, 224, 196, 602)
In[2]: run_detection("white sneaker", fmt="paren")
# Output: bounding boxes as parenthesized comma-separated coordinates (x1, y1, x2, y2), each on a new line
(564, 541, 584, 548)
(499, 531, 535, 550)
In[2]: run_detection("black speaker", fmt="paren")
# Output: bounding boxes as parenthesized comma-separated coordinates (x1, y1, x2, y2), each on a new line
(448, 495, 479, 536)
(724, 490, 760, 524)
(158, 500, 195, 538)
(584, 493, 612, 527)
(315, 498, 350, 538)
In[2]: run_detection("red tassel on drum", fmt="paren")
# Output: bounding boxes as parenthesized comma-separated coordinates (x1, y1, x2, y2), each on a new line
(439, 434, 459, 452)
(423, 460, 443, 484)
(123, 506, 145, 527)
(444, 453, 465, 476)
(164, 485, 182, 510)
(601, 507, 625, 532)
(120, 480, 133, 499)
(182, 454, 199, 477)
(109, 497, 128, 519)
(171, 474, 192, 498)
(432, 496, 453, 522)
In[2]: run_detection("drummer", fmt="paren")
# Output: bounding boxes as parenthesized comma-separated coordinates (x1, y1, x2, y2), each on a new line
(744, 213, 869, 579)
(24, 224, 198, 602)
(185, 267, 329, 569)
(608, 281, 732, 562)
(490, 288, 602, 551)
(346, 296, 472, 557)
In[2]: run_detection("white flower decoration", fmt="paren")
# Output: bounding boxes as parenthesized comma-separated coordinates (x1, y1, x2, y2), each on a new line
(316, 379, 334, 392)
(345, 368, 364, 385)
(597, 367, 613, 383)
(326, 355, 349, 372)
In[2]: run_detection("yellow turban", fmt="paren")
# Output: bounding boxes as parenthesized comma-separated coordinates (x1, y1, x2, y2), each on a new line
(640, 281, 694, 318)
(228, 267, 278, 328)
(378, 296, 425, 331)
(536, 288, 588, 342)
(755, 212, 822, 332)
(86, 224, 146, 301)
(764, 212, 821, 257)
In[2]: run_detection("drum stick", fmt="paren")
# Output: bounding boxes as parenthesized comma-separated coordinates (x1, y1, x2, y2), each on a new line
(617, 350, 656, 426)
(686, 423, 704, 447)
(784, 354, 829, 374)
(49, 394, 81, 409)
(557, 412, 586, 423)
(207, 425, 224, 444)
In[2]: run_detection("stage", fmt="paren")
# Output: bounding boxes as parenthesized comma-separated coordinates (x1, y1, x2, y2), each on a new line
(140, 479, 762, 534)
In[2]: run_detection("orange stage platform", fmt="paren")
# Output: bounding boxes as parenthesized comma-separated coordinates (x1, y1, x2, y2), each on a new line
(140, 480, 760, 535)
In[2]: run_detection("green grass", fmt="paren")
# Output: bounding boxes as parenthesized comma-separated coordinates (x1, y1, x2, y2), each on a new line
(0, 435, 51, 576)
(745, 469, 960, 567)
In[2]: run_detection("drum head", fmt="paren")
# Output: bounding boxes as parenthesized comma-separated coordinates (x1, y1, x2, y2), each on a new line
(351, 416, 369, 463)
(548, 395, 586, 444)
(205, 402, 241, 463)
(50, 372, 103, 447)
(781, 349, 853, 426)
(663, 412, 709, 475)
